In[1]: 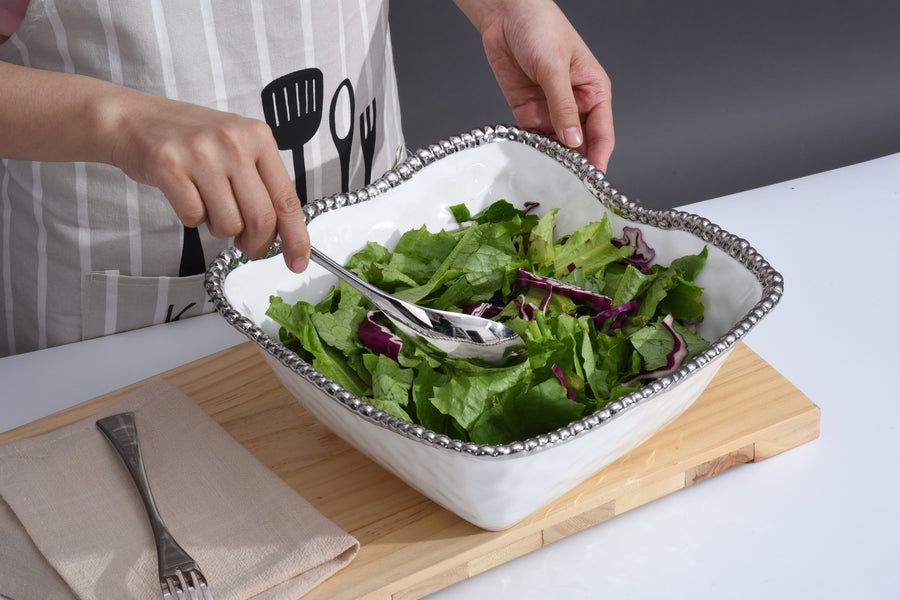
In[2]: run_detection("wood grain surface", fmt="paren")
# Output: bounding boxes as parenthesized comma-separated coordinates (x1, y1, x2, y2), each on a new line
(0, 341, 820, 599)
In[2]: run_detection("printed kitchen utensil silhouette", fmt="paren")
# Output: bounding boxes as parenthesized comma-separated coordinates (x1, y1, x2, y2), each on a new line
(360, 98, 376, 185)
(329, 78, 355, 193)
(261, 68, 324, 204)
(179, 226, 206, 276)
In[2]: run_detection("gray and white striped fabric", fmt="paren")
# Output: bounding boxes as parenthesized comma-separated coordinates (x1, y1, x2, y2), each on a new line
(0, 0, 404, 356)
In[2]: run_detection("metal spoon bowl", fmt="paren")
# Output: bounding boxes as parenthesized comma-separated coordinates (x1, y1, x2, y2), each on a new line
(309, 246, 525, 364)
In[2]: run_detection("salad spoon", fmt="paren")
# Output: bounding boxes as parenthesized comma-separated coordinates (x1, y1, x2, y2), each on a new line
(309, 246, 525, 364)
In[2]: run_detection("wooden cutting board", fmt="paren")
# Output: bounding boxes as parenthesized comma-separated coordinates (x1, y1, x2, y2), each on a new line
(0, 341, 819, 599)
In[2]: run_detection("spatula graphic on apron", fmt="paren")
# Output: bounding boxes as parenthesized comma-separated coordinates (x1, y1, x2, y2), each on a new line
(261, 68, 324, 204)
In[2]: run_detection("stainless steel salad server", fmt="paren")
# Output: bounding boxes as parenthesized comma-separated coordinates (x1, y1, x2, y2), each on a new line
(97, 413, 215, 600)
(309, 246, 525, 363)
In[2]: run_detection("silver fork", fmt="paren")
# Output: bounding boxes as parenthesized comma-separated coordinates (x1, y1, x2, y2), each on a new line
(97, 412, 214, 600)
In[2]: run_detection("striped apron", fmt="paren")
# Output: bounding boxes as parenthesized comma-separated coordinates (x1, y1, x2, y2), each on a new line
(0, 0, 404, 356)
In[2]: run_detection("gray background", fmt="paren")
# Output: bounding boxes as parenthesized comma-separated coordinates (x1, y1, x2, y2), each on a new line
(389, 0, 900, 209)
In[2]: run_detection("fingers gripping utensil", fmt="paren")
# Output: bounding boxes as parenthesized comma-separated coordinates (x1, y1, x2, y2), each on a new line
(329, 78, 355, 193)
(309, 246, 525, 364)
(97, 413, 215, 600)
(261, 68, 324, 204)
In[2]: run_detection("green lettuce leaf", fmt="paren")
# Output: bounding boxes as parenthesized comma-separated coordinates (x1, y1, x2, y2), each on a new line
(430, 361, 532, 429)
(469, 378, 584, 445)
(266, 297, 369, 397)
(362, 353, 414, 421)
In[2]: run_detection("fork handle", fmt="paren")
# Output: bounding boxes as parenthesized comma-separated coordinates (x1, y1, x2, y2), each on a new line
(97, 413, 196, 572)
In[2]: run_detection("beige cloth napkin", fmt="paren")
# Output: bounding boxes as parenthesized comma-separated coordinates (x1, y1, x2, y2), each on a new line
(0, 380, 359, 600)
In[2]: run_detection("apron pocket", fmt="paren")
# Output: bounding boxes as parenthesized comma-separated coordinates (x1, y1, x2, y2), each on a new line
(82, 270, 213, 341)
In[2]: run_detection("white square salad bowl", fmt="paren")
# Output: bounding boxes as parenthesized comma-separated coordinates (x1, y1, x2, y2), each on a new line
(205, 125, 782, 531)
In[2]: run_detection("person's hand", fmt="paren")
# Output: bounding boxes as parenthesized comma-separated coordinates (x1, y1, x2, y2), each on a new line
(108, 93, 311, 272)
(454, 0, 614, 172)
(1, 61, 308, 271)
(0, 60, 310, 272)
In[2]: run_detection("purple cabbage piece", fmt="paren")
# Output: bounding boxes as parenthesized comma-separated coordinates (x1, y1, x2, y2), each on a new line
(464, 301, 504, 319)
(606, 311, 629, 335)
(516, 269, 613, 310)
(551, 364, 580, 402)
(592, 300, 639, 325)
(625, 314, 690, 385)
(358, 310, 403, 361)
(523, 201, 540, 214)
(537, 287, 553, 312)
(612, 226, 655, 272)
(514, 294, 538, 320)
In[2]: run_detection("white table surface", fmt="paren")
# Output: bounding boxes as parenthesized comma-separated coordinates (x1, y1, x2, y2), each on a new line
(3, 153, 899, 598)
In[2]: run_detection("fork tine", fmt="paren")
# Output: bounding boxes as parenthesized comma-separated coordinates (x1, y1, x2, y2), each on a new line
(192, 571, 214, 600)
(199, 580, 214, 600)
(183, 570, 202, 600)
(166, 575, 187, 600)
(360, 99, 377, 139)
(161, 580, 174, 600)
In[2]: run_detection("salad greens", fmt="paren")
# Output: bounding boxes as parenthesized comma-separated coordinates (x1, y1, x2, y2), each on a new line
(267, 200, 711, 445)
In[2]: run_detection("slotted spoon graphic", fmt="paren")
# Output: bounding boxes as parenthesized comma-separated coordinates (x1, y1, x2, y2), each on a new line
(261, 68, 324, 204)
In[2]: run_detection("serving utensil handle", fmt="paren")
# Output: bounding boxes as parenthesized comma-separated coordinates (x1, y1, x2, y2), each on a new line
(309, 246, 421, 321)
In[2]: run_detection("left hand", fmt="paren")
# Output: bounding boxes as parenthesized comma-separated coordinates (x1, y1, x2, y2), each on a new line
(454, 0, 615, 172)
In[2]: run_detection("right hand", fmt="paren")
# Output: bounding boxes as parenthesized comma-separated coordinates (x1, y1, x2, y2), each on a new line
(108, 94, 311, 272)
(1, 61, 310, 272)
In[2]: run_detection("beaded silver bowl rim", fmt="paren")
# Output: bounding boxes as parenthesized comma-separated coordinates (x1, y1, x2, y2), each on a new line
(205, 124, 783, 458)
